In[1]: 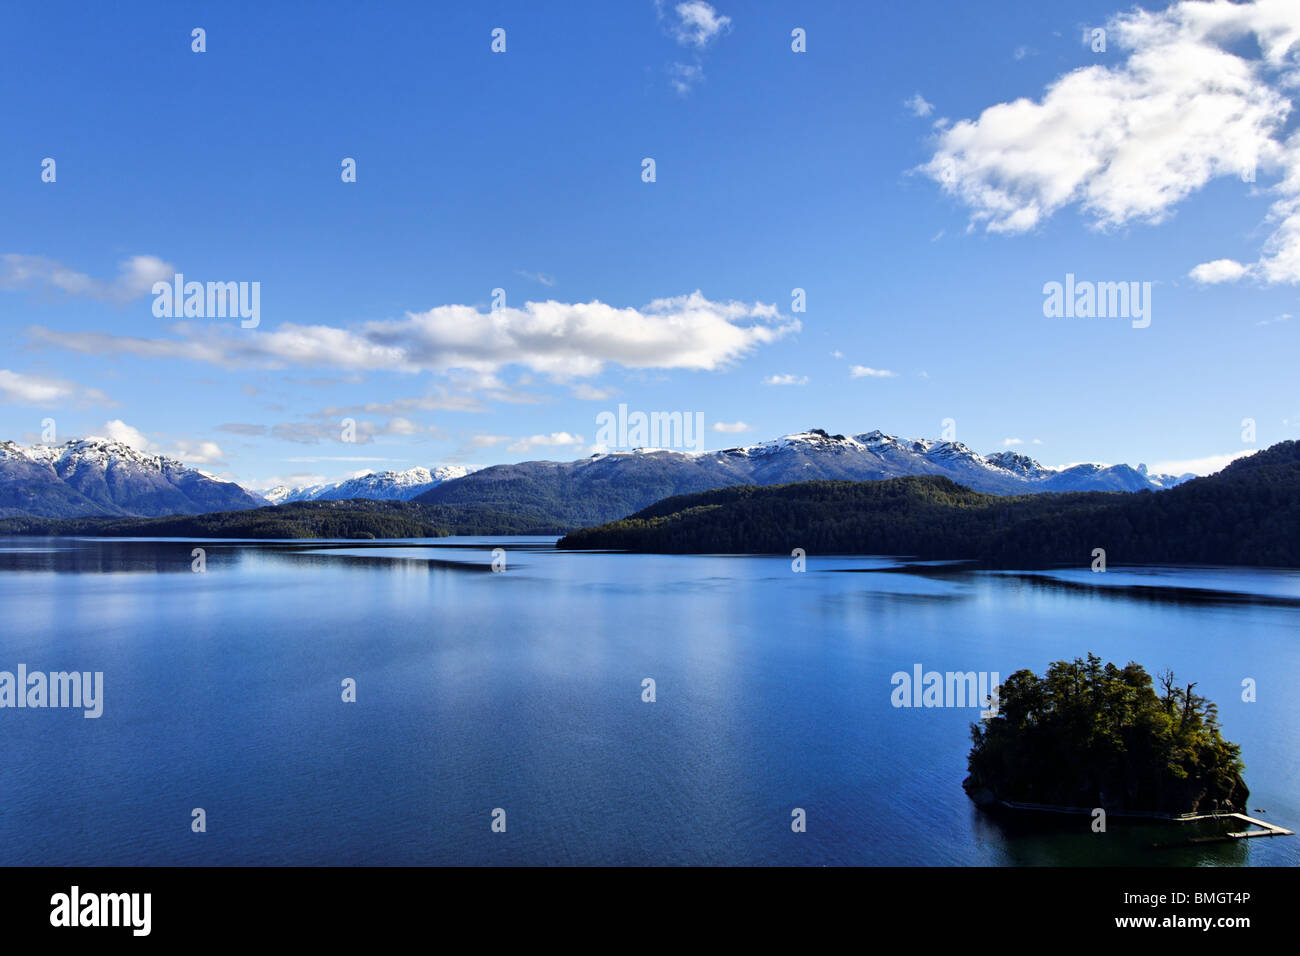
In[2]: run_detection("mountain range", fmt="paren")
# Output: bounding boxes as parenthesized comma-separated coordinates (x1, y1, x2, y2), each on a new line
(0, 429, 1195, 523)
(0, 439, 263, 518)
(409, 428, 1195, 528)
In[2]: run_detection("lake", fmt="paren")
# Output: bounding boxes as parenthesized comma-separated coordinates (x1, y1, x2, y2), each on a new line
(1, 537, 1296, 866)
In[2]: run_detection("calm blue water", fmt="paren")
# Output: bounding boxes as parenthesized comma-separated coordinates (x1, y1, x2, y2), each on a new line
(1, 537, 1296, 866)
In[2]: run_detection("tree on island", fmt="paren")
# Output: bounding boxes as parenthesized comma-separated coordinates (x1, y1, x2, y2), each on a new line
(965, 654, 1248, 816)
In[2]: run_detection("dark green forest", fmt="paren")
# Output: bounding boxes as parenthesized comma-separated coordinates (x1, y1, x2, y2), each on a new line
(0, 498, 564, 539)
(559, 440, 1300, 568)
(966, 655, 1248, 815)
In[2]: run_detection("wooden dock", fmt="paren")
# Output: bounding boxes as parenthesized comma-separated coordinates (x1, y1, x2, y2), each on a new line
(991, 801, 1294, 844)
(1162, 813, 1294, 846)
(1215, 814, 1291, 840)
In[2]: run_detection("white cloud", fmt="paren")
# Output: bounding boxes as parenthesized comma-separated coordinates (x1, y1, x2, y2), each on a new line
(0, 254, 175, 304)
(170, 440, 225, 465)
(0, 369, 111, 407)
(657, 1, 731, 94)
(92, 419, 227, 465)
(1189, 258, 1251, 284)
(1257, 311, 1292, 325)
(849, 366, 897, 378)
(711, 421, 752, 433)
(31, 290, 797, 379)
(763, 373, 807, 386)
(98, 419, 150, 450)
(904, 92, 934, 117)
(1002, 437, 1024, 446)
(668, 1, 731, 48)
(507, 432, 585, 454)
(1147, 449, 1256, 476)
(920, 0, 1300, 282)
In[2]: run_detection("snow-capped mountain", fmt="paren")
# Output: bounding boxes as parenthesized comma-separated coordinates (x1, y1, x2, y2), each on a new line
(0, 428, 1196, 525)
(694, 428, 1192, 493)
(0, 438, 265, 518)
(414, 427, 1196, 528)
(265, 465, 476, 505)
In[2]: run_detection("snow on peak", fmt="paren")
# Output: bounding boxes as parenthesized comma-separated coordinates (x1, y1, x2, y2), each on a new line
(269, 464, 478, 503)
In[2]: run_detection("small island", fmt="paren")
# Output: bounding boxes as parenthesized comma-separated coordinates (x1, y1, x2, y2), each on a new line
(965, 655, 1249, 817)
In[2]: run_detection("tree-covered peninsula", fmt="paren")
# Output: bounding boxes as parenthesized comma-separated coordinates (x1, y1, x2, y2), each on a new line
(558, 440, 1300, 568)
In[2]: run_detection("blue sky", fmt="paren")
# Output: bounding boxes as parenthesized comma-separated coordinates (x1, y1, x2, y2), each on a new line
(2, 0, 1298, 490)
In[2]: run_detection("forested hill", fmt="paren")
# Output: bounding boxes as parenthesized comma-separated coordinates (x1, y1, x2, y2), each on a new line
(965, 656, 1248, 815)
(557, 441, 1300, 567)
(0, 499, 564, 540)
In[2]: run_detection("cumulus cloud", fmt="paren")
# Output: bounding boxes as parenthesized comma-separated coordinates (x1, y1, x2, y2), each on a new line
(1, 254, 175, 304)
(763, 373, 807, 386)
(1189, 258, 1253, 284)
(0, 369, 112, 407)
(92, 419, 227, 465)
(849, 366, 897, 378)
(30, 290, 796, 380)
(169, 440, 226, 465)
(99, 419, 151, 450)
(920, 0, 1300, 282)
